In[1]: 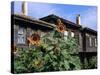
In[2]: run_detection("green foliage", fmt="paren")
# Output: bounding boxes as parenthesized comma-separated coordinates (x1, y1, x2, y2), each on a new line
(84, 56, 97, 69)
(13, 31, 81, 73)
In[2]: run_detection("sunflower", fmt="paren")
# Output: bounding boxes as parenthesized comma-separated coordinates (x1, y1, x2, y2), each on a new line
(11, 44, 18, 54)
(32, 59, 44, 69)
(27, 32, 41, 46)
(56, 19, 66, 33)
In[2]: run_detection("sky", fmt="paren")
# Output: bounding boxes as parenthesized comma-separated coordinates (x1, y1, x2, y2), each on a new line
(12, 1, 97, 31)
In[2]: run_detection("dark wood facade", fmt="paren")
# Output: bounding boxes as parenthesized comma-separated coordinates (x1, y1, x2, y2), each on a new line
(40, 14, 97, 53)
(11, 14, 54, 48)
(11, 14, 97, 69)
(39, 14, 97, 68)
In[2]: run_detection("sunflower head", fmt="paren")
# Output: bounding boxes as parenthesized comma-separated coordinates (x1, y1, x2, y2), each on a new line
(32, 59, 44, 69)
(27, 32, 41, 46)
(31, 32, 40, 41)
(57, 19, 62, 24)
(56, 19, 66, 33)
(11, 44, 18, 55)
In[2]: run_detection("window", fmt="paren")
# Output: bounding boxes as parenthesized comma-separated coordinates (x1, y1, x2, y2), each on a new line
(95, 38, 97, 47)
(17, 27, 26, 44)
(64, 31, 68, 40)
(92, 38, 95, 46)
(71, 31, 74, 37)
(77, 33, 81, 45)
(64, 31, 68, 36)
(86, 33, 89, 37)
(86, 33, 92, 47)
(89, 37, 92, 47)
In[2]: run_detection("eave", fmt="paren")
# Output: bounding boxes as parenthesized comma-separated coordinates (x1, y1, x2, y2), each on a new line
(12, 14, 56, 29)
(40, 14, 82, 29)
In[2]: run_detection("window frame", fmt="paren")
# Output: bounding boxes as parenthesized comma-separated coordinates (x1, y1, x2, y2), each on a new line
(89, 37, 92, 47)
(17, 26, 26, 44)
(64, 30, 68, 40)
(94, 38, 97, 47)
(77, 33, 81, 45)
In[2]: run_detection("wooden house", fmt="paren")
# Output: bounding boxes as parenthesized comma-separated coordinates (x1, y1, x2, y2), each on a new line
(11, 2, 97, 69)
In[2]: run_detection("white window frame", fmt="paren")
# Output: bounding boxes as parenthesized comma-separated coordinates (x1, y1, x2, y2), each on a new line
(64, 31, 68, 40)
(95, 38, 97, 47)
(17, 27, 26, 44)
(89, 37, 92, 47)
(71, 31, 74, 37)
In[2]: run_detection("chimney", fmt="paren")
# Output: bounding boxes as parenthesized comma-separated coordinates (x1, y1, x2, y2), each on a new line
(22, 1, 27, 15)
(76, 14, 81, 25)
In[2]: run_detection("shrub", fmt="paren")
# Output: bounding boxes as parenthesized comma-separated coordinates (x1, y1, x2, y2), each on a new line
(13, 31, 81, 73)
